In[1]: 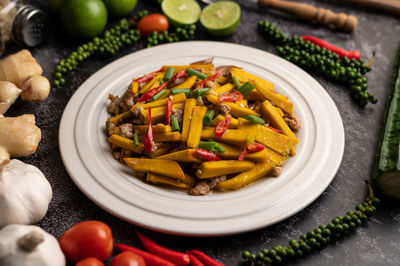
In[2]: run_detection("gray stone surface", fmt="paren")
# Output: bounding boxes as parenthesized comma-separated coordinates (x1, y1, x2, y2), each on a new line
(4, 0, 400, 265)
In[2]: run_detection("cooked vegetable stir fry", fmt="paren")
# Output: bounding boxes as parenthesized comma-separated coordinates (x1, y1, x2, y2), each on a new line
(106, 58, 301, 195)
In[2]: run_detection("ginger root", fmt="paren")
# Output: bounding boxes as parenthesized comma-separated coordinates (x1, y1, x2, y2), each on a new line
(0, 114, 41, 167)
(20, 75, 50, 102)
(0, 81, 21, 114)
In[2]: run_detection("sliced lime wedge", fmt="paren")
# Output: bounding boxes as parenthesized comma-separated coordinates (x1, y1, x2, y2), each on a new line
(161, 0, 201, 25)
(200, 1, 241, 36)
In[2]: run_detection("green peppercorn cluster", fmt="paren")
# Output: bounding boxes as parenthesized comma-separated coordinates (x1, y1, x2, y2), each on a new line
(146, 24, 196, 47)
(258, 20, 377, 106)
(241, 183, 379, 265)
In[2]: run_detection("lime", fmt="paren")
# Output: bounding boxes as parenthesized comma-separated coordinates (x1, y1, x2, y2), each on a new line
(60, 0, 108, 39)
(161, 0, 201, 25)
(200, 1, 241, 36)
(102, 0, 137, 17)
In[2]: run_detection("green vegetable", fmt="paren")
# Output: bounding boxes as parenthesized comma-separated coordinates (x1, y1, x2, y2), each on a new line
(243, 115, 265, 125)
(191, 88, 210, 98)
(233, 76, 241, 89)
(171, 88, 190, 97)
(372, 42, 400, 199)
(152, 89, 166, 101)
(185, 68, 207, 80)
(238, 81, 255, 97)
(170, 115, 180, 132)
(203, 109, 216, 125)
(133, 132, 139, 146)
(164, 67, 175, 81)
(198, 140, 225, 153)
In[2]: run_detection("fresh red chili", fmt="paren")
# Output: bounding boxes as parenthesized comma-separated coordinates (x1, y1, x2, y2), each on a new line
(138, 81, 168, 103)
(218, 91, 243, 102)
(166, 95, 174, 125)
(247, 143, 265, 153)
(214, 116, 231, 137)
(195, 149, 221, 161)
(144, 108, 153, 153)
(170, 70, 188, 81)
(265, 125, 283, 134)
(136, 232, 189, 266)
(238, 147, 248, 161)
(196, 69, 223, 88)
(301, 35, 361, 60)
(135, 69, 164, 83)
(114, 244, 176, 266)
(186, 251, 204, 266)
(189, 250, 225, 266)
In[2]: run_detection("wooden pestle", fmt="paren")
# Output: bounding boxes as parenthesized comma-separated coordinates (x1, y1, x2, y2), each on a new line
(258, 0, 358, 32)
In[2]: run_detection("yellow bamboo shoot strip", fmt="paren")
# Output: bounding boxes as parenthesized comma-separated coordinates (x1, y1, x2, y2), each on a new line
(130, 81, 139, 94)
(133, 125, 171, 135)
(201, 129, 249, 147)
(254, 80, 293, 115)
(138, 132, 181, 142)
(211, 114, 238, 129)
(230, 67, 274, 91)
(206, 94, 260, 117)
(134, 93, 186, 109)
(161, 64, 214, 74)
(139, 72, 165, 94)
(218, 143, 287, 165)
(236, 99, 248, 106)
(124, 158, 185, 180)
(196, 160, 254, 179)
(253, 125, 292, 156)
(157, 149, 201, 162)
(108, 134, 144, 154)
(145, 145, 171, 158)
(146, 173, 191, 189)
(173, 75, 197, 89)
(217, 160, 275, 191)
(247, 89, 266, 101)
(209, 83, 233, 95)
(187, 106, 207, 148)
(107, 111, 133, 125)
(140, 103, 184, 124)
(182, 99, 197, 142)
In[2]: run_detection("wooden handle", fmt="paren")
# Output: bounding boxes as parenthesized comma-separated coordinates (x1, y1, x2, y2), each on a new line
(337, 0, 400, 16)
(258, 0, 358, 32)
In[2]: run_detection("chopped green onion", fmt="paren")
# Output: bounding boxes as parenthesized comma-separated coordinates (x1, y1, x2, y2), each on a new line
(158, 78, 164, 84)
(203, 109, 216, 125)
(170, 115, 180, 132)
(233, 76, 241, 89)
(152, 89, 166, 101)
(199, 140, 225, 153)
(238, 81, 255, 97)
(133, 132, 139, 147)
(164, 67, 175, 81)
(171, 88, 190, 97)
(191, 88, 210, 98)
(185, 68, 207, 80)
(243, 114, 265, 125)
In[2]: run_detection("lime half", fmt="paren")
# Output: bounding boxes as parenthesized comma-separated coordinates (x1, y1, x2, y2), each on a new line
(162, 0, 201, 25)
(200, 1, 241, 36)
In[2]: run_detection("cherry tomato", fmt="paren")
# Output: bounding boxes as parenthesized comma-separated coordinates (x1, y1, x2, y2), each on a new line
(76, 257, 105, 266)
(137, 14, 169, 36)
(59, 221, 113, 263)
(111, 251, 146, 266)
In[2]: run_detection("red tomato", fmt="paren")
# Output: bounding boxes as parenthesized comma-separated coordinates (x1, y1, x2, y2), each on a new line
(59, 221, 113, 263)
(76, 257, 105, 266)
(111, 251, 146, 266)
(137, 14, 169, 36)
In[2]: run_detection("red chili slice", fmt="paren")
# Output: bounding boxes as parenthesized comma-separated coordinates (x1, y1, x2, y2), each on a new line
(195, 149, 221, 161)
(238, 147, 248, 161)
(135, 69, 164, 83)
(165, 95, 174, 125)
(144, 107, 153, 153)
(170, 70, 188, 81)
(214, 116, 231, 137)
(247, 143, 265, 153)
(139, 81, 168, 103)
(196, 69, 223, 88)
(218, 91, 243, 102)
(266, 125, 283, 134)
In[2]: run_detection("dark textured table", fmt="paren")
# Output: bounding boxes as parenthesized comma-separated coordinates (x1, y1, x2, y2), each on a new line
(6, 0, 400, 265)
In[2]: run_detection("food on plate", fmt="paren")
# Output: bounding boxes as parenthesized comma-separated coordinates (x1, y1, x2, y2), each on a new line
(111, 251, 145, 266)
(0, 224, 66, 266)
(137, 14, 169, 36)
(105, 58, 300, 195)
(200, 1, 241, 36)
(59, 221, 113, 262)
(0, 114, 41, 167)
(0, 159, 52, 228)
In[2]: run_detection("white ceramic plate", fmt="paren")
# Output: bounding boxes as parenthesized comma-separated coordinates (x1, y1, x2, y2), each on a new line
(59, 41, 344, 236)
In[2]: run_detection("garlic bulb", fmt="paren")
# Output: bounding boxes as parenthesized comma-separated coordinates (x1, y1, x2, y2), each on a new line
(0, 159, 52, 228)
(0, 224, 66, 266)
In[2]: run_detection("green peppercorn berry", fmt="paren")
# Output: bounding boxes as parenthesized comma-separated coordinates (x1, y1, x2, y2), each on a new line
(300, 234, 307, 241)
(54, 72, 62, 79)
(274, 255, 282, 264)
(256, 252, 264, 260)
(266, 249, 277, 257)
(263, 256, 273, 264)
(286, 247, 295, 258)
(299, 241, 311, 253)
(289, 239, 299, 249)
(59, 78, 65, 85)
(53, 79, 60, 87)
(342, 223, 350, 232)
(250, 253, 256, 261)
(356, 204, 364, 211)
(335, 224, 344, 233)
(349, 221, 356, 230)
(332, 218, 341, 225)
(322, 228, 331, 237)
(308, 238, 320, 249)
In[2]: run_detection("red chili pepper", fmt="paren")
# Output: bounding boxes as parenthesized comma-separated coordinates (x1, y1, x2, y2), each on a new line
(214, 116, 231, 137)
(166, 95, 174, 125)
(189, 250, 225, 266)
(137, 232, 189, 266)
(195, 149, 221, 161)
(196, 69, 223, 88)
(114, 244, 176, 266)
(238, 147, 248, 161)
(144, 108, 153, 153)
(218, 91, 243, 102)
(301, 35, 361, 60)
(247, 143, 265, 153)
(265, 125, 283, 134)
(135, 69, 164, 83)
(186, 251, 205, 266)
(139, 81, 168, 102)
(170, 70, 188, 81)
